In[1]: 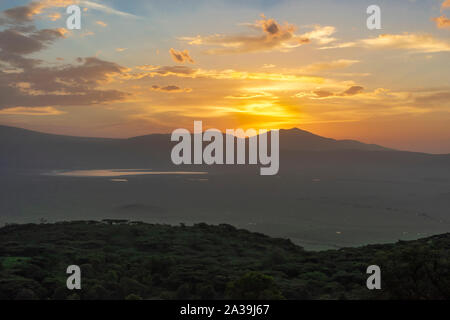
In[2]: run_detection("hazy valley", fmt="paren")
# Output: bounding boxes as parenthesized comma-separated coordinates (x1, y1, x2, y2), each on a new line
(1, 125, 449, 250)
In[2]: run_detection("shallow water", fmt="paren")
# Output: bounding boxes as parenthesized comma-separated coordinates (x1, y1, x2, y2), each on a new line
(46, 169, 208, 177)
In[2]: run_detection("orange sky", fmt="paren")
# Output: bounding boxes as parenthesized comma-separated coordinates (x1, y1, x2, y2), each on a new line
(0, 0, 449, 153)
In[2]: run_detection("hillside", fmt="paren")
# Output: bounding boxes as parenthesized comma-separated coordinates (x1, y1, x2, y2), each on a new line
(0, 222, 449, 300)
(0, 125, 393, 170)
(2, 124, 450, 172)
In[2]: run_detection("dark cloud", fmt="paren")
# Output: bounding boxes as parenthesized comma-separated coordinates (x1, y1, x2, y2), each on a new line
(148, 65, 196, 76)
(150, 85, 192, 93)
(0, 84, 127, 108)
(262, 18, 280, 35)
(3, 2, 40, 23)
(341, 85, 364, 96)
(169, 48, 195, 64)
(0, 57, 129, 108)
(313, 90, 334, 98)
(0, 2, 131, 110)
(0, 27, 65, 55)
(301, 86, 364, 99)
(1, 1, 74, 24)
(415, 91, 450, 105)
(0, 50, 42, 69)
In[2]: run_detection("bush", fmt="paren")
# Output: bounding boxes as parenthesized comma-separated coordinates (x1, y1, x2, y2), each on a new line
(226, 272, 284, 300)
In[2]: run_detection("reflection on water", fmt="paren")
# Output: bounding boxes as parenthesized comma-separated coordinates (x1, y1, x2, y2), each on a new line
(110, 178, 128, 182)
(46, 169, 207, 177)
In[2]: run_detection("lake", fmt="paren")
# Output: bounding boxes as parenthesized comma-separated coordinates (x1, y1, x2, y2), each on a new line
(45, 169, 208, 177)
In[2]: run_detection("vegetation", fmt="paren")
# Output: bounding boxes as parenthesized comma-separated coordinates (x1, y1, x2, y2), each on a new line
(0, 221, 449, 300)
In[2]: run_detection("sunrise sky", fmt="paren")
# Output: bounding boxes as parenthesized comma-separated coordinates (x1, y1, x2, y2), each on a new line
(0, 0, 449, 153)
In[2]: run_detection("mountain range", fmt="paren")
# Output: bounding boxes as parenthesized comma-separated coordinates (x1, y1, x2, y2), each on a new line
(1, 124, 448, 171)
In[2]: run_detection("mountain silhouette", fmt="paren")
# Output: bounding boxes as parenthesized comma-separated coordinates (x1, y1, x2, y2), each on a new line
(0, 124, 448, 171)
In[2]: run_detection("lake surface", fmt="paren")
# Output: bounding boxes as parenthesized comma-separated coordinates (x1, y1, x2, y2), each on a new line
(46, 169, 208, 177)
(1, 168, 448, 251)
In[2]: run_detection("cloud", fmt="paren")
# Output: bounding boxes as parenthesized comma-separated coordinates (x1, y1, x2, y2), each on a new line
(0, 2, 133, 110)
(47, 12, 61, 21)
(323, 33, 450, 53)
(0, 26, 66, 58)
(1, 0, 73, 23)
(2, 2, 47, 23)
(116, 47, 127, 52)
(0, 0, 136, 24)
(0, 63, 128, 108)
(300, 25, 336, 44)
(96, 20, 108, 27)
(319, 42, 357, 50)
(415, 91, 450, 105)
(225, 92, 274, 100)
(443, 0, 450, 9)
(0, 106, 65, 116)
(130, 65, 324, 83)
(169, 48, 194, 64)
(81, 31, 95, 37)
(150, 85, 192, 93)
(179, 15, 318, 54)
(296, 85, 364, 99)
(433, 15, 450, 29)
(81, 1, 137, 18)
(134, 65, 196, 77)
(360, 33, 450, 52)
(0, 29, 128, 108)
(342, 85, 364, 96)
(299, 59, 359, 73)
(312, 90, 334, 98)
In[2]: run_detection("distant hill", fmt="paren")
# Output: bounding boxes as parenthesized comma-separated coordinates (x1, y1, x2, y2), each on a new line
(0, 124, 439, 170)
(0, 125, 168, 170)
(278, 128, 390, 152)
(0, 125, 390, 149)
(1, 124, 450, 174)
(0, 221, 449, 300)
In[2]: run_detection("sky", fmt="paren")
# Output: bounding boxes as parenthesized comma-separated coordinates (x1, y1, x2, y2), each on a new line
(0, 0, 449, 153)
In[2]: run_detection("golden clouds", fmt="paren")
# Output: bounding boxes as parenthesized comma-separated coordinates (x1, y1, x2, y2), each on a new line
(433, 15, 450, 28)
(298, 59, 360, 73)
(321, 33, 450, 52)
(47, 12, 61, 21)
(432, 0, 450, 29)
(295, 85, 365, 99)
(96, 20, 108, 27)
(150, 85, 192, 93)
(432, 1, 450, 29)
(179, 15, 338, 54)
(129, 65, 325, 83)
(0, 106, 65, 116)
(300, 25, 336, 44)
(225, 92, 275, 100)
(360, 33, 450, 52)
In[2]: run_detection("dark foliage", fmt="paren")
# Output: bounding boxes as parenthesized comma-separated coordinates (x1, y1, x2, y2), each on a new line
(0, 222, 448, 300)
